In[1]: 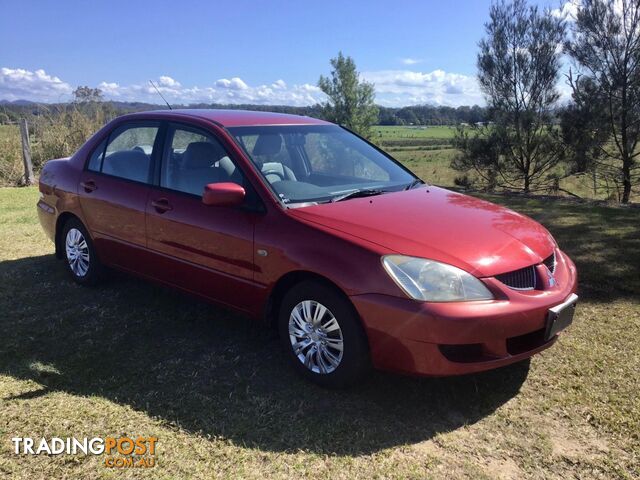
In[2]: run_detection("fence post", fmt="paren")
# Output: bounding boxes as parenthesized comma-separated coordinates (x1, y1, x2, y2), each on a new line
(20, 118, 35, 186)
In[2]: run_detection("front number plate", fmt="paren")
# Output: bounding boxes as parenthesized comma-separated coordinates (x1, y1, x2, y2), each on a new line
(545, 293, 578, 341)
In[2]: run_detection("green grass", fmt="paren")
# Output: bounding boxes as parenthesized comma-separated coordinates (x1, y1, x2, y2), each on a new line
(0, 187, 638, 478)
(373, 125, 459, 140)
(0, 124, 17, 138)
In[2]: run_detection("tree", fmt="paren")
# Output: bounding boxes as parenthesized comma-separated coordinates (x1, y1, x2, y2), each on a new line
(452, 124, 502, 190)
(566, 0, 640, 203)
(455, 0, 566, 193)
(318, 52, 378, 138)
(559, 73, 613, 197)
(73, 86, 103, 104)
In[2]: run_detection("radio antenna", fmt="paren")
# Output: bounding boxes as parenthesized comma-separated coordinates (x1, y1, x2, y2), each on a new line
(149, 80, 172, 110)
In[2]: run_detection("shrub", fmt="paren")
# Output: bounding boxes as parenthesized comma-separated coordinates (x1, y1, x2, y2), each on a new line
(0, 126, 23, 186)
(31, 107, 107, 169)
(0, 105, 109, 186)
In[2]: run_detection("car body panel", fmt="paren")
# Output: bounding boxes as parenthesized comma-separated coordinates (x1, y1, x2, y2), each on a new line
(165, 108, 331, 127)
(145, 188, 264, 315)
(37, 109, 579, 378)
(77, 170, 151, 271)
(287, 186, 556, 277)
(253, 208, 396, 297)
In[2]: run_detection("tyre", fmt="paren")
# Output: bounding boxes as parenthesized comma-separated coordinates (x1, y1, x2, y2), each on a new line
(278, 280, 371, 388)
(61, 218, 103, 285)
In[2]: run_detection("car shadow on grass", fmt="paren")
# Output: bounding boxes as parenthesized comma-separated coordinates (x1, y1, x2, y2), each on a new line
(0, 254, 530, 455)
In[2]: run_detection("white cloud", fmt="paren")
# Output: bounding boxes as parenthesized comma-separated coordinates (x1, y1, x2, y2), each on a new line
(1, 66, 490, 107)
(158, 75, 181, 88)
(0, 67, 73, 102)
(215, 77, 249, 90)
(95, 75, 324, 106)
(552, 0, 580, 21)
(553, 0, 626, 21)
(400, 57, 422, 65)
(363, 69, 484, 106)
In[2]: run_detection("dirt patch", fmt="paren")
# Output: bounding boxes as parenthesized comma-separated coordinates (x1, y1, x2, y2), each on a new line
(484, 457, 524, 479)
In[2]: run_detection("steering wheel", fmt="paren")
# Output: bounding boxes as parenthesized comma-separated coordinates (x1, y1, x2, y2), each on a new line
(262, 169, 286, 181)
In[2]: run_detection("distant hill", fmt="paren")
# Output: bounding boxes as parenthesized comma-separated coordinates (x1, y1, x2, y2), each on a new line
(0, 99, 37, 106)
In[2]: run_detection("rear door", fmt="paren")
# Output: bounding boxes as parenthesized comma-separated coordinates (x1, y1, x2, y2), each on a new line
(144, 122, 263, 314)
(78, 121, 161, 271)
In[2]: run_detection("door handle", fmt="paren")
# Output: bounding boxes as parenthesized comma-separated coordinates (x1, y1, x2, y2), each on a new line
(80, 180, 97, 193)
(151, 198, 173, 213)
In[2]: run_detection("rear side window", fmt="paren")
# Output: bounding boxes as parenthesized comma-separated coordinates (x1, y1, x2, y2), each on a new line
(99, 124, 159, 183)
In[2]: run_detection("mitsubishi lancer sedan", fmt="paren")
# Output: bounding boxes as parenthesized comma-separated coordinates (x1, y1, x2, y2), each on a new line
(37, 109, 578, 387)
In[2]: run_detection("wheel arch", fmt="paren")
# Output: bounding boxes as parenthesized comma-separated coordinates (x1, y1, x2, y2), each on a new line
(54, 212, 82, 259)
(264, 270, 369, 341)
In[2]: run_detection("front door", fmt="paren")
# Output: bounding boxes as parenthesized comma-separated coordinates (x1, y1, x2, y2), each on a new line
(144, 123, 262, 314)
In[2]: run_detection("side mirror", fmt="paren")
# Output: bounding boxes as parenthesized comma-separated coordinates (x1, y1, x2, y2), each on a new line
(202, 182, 246, 207)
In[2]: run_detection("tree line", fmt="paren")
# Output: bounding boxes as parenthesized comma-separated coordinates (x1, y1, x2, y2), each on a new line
(0, 99, 489, 129)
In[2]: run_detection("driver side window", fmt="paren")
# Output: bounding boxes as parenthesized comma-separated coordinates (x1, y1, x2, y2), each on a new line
(161, 125, 244, 196)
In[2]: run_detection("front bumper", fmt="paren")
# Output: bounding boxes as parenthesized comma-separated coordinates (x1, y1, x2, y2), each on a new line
(351, 250, 578, 376)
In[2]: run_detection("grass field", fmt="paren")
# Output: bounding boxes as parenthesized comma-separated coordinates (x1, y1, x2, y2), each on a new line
(0, 187, 638, 479)
(373, 125, 458, 139)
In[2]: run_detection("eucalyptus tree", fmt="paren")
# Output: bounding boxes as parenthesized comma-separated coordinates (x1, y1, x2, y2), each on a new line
(454, 0, 566, 193)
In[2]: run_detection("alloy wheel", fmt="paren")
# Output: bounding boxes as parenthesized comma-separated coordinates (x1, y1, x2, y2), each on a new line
(288, 300, 344, 374)
(65, 228, 90, 277)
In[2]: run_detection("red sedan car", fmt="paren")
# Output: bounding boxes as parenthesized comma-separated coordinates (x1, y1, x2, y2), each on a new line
(37, 109, 578, 387)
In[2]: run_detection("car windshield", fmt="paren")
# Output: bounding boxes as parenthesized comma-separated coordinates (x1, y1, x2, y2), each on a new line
(228, 125, 418, 205)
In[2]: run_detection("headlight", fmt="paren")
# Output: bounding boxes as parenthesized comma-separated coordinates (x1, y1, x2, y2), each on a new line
(381, 255, 494, 302)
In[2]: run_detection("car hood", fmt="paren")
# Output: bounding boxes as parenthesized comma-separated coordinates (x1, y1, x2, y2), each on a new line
(287, 186, 556, 277)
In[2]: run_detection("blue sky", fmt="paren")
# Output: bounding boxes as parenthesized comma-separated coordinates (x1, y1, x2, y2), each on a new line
(0, 0, 569, 107)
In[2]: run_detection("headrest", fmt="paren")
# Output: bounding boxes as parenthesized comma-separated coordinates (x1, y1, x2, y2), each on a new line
(183, 141, 226, 169)
(104, 149, 149, 166)
(252, 134, 282, 156)
(102, 150, 150, 182)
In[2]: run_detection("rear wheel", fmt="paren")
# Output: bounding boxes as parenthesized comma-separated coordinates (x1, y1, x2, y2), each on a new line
(61, 218, 103, 285)
(278, 280, 371, 388)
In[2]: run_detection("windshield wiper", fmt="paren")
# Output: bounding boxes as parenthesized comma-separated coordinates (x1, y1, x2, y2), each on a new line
(404, 178, 425, 190)
(331, 188, 387, 203)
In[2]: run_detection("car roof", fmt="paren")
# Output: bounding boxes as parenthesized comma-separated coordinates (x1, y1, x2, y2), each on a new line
(120, 109, 331, 127)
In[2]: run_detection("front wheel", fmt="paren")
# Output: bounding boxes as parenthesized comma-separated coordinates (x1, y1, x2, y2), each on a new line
(61, 218, 103, 285)
(278, 280, 371, 388)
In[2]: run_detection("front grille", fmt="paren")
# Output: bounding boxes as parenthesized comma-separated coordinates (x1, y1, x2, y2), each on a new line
(495, 265, 537, 290)
(543, 251, 556, 273)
